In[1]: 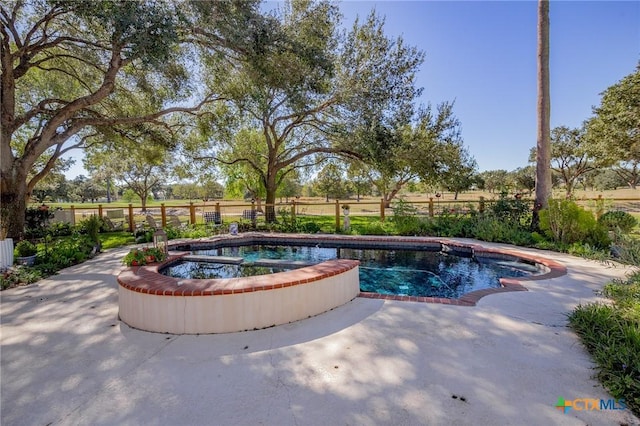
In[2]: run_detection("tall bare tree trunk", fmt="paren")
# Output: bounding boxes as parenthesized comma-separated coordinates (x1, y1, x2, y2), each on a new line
(533, 0, 552, 230)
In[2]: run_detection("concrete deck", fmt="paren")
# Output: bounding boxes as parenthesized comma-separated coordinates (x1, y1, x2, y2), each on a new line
(1, 240, 639, 425)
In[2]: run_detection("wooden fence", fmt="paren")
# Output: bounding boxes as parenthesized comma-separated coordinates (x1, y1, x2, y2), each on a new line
(46, 196, 640, 233)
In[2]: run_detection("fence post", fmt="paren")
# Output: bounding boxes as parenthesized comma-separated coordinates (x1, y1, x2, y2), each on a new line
(161, 203, 166, 227)
(251, 200, 257, 227)
(428, 198, 434, 217)
(189, 202, 196, 225)
(70, 205, 76, 225)
(335, 200, 341, 231)
(479, 196, 485, 214)
(291, 201, 296, 221)
(380, 199, 385, 222)
(98, 204, 103, 218)
(128, 204, 134, 232)
(215, 202, 221, 214)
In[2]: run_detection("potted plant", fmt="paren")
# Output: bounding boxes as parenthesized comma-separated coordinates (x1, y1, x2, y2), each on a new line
(122, 247, 167, 267)
(14, 240, 37, 266)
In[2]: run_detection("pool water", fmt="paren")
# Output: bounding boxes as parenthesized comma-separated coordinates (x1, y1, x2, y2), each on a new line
(163, 262, 289, 280)
(162, 244, 540, 298)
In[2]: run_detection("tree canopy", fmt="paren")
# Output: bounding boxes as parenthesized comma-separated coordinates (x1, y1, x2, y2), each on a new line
(0, 0, 270, 237)
(586, 65, 640, 189)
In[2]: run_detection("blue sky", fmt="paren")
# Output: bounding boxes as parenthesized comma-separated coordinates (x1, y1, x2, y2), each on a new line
(66, 0, 639, 178)
(338, 0, 639, 172)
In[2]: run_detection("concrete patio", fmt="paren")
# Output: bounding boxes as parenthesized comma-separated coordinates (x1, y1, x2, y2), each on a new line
(1, 241, 639, 425)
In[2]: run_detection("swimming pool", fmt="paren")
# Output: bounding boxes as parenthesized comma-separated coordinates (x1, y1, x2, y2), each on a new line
(161, 242, 543, 299)
(118, 234, 566, 334)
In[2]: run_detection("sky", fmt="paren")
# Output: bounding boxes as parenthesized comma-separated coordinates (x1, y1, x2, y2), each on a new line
(337, 0, 639, 172)
(65, 0, 639, 177)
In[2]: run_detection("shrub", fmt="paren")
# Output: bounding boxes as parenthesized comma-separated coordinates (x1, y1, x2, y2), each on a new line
(300, 222, 321, 233)
(539, 199, 610, 248)
(134, 228, 153, 243)
(471, 215, 534, 246)
(423, 214, 474, 238)
(569, 272, 640, 416)
(598, 211, 638, 234)
(80, 215, 102, 246)
(358, 221, 390, 235)
(489, 192, 531, 226)
(24, 207, 53, 239)
(47, 222, 73, 237)
(611, 231, 640, 265)
(38, 235, 94, 271)
(14, 240, 37, 257)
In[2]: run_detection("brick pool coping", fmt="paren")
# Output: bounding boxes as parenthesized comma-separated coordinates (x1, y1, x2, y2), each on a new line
(117, 233, 567, 307)
(118, 257, 359, 296)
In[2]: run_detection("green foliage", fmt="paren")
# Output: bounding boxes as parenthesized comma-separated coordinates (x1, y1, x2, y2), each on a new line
(489, 192, 531, 226)
(539, 199, 610, 248)
(134, 228, 154, 244)
(100, 232, 135, 250)
(122, 189, 141, 203)
(603, 272, 640, 310)
(24, 207, 53, 239)
(300, 222, 321, 234)
(422, 214, 473, 238)
(81, 215, 102, 245)
(611, 232, 640, 265)
(471, 215, 534, 246)
(569, 272, 640, 416)
(358, 221, 391, 235)
(14, 240, 37, 257)
(122, 247, 168, 267)
(599, 211, 638, 234)
(37, 235, 95, 273)
(586, 66, 640, 189)
(177, 227, 211, 239)
(47, 221, 74, 237)
(1, 267, 43, 290)
(391, 199, 424, 235)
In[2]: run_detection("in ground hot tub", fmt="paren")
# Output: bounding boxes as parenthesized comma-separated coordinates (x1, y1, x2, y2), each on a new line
(118, 255, 359, 334)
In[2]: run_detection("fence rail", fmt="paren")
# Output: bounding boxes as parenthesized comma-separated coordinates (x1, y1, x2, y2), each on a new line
(44, 196, 640, 233)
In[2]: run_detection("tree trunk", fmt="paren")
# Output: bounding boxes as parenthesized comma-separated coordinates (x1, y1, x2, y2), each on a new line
(532, 0, 552, 230)
(264, 174, 278, 223)
(1, 170, 29, 240)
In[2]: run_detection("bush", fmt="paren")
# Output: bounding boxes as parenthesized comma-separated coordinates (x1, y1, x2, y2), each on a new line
(80, 215, 102, 246)
(569, 272, 640, 416)
(38, 235, 95, 271)
(14, 240, 37, 257)
(47, 222, 73, 237)
(24, 207, 53, 239)
(489, 192, 531, 226)
(358, 221, 390, 235)
(471, 215, 534, 246)
(611, 231, 640, 265)
(598, 211, 638, 234)
(539, 199, 610, 249)
(422, 214, 474, 238)
(134, 228, 153, 244)
(300, 222, 321, 233)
